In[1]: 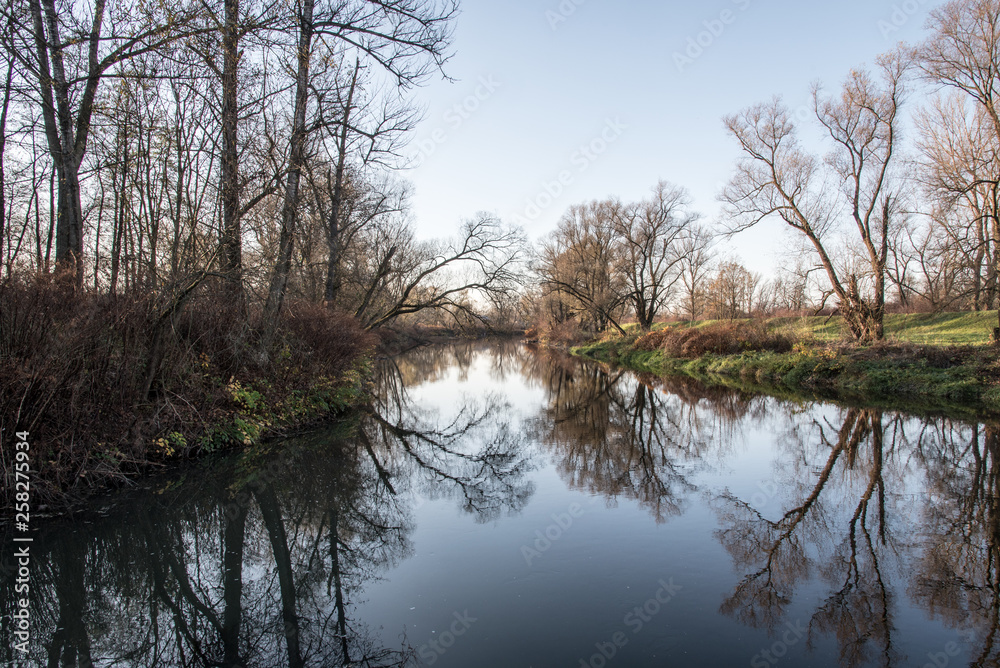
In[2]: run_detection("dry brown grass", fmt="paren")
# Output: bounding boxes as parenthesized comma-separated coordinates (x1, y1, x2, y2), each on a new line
(659, 321, 795, 358)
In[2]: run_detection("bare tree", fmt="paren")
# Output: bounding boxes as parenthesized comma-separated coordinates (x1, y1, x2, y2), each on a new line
(706, 260, 762, 319)
(721, 50, 911, 341)
(677, 223, 716, 322)
(0, 35, 12, 272)
(538, 201, 628, 334)
(914, 92, 999, 311)
(264, 0, 453, 324)
(4, 0, 202, 284)
(260, 0, 318, 333)
(921, 0, 1000, 334)
(613, 181, 700, 329)
(354, 214, 526, 330)
(314, 66, 422, 310)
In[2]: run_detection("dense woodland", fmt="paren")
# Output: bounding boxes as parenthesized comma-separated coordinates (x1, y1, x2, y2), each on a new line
(1, 0, 1000, 504)
(0, 0, 533, 327)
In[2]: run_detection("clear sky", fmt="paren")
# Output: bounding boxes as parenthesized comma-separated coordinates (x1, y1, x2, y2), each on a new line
(402, 0, 940, 277)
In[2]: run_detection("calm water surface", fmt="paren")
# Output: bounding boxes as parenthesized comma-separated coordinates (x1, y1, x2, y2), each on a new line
(2, 342, 996, 667)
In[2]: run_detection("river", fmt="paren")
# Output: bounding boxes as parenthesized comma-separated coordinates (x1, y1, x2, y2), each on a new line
(1, 341, 995, 667)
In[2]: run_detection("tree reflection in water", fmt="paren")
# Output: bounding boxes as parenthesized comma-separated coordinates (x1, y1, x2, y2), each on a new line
(527, 344, 766, 523)
(0, 344, 533, 667)
(3, 342, 998, 668)
(525, 344, 1000, 666)
(713, 406, 1000, 668)
(914, 422, 1000, 667)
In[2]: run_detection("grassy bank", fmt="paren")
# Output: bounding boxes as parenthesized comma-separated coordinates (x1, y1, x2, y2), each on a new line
(768, 310, 997, 346)
(623, 310, 998, 345)
(572, 313, 1000, 418)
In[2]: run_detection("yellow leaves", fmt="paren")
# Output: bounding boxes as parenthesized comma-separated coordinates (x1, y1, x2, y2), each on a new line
(152, 431, 186, 458)
(153, 437, 176, 457)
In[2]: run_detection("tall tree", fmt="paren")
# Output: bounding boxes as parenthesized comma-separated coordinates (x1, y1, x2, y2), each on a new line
(613, 181, 700, 329)
(8, 0, 200, 284)
(324, 59, 361, 306)
(721, 50, 911, 341)
(266, 0, 454, 317)
(539, 201, 628, 334)
(677, 224, 715, 322)
(913, 93, 999, 310)
(921, 0, 1000, 334)
(262, 0, 318, 330)
(218, 0, 243, 296)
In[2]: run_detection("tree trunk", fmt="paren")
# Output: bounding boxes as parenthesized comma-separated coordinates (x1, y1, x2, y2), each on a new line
(0, 59, 13, 272)
(263, 0, 316, 333)
(29, 0, 108, 286)
(324, 60, 360, 306)
(994, 199, 1000, 337)
(46, 540, 93, 666)
(329, 505, 351, 662)
(255, 486, 303, 668)
(170, 99, 184, 280)
(219, 0, 243, 299)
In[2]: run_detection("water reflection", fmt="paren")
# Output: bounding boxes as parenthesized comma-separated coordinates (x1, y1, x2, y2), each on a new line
(0, 346, 533, 666)
(529, 345, 771, 523)
(2, 342, 998, 667)
(526, 344, 1000, 665)
(915, 422, 1000, 666)
(712, 410, 1000, 667)
(4, 434, 415, 666)
(712, 409, 899, 666)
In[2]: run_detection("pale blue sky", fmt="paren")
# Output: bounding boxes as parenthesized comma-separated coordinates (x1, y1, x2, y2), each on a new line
(403, 0, 939, 276)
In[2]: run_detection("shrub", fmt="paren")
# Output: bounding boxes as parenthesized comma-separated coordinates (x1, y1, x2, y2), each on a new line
(660, 321, 795, 358)
(634, 328, 673, 351)
(535, 318, 586, 347)
(0, 272, 376, 513)
(278, 300, 377, 377)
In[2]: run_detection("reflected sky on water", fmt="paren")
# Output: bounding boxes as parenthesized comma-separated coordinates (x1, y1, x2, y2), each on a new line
(1, 341, 996, 667)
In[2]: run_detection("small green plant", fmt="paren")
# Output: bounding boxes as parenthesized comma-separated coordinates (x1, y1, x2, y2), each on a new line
(153, 431, 187, 458)
(226, 378, 263, 411)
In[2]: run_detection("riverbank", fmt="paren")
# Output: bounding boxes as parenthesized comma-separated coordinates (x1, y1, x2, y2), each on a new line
(1, 271, 523, 519)
(571, 315, 1000, 419)
(1, 277, 382, 518)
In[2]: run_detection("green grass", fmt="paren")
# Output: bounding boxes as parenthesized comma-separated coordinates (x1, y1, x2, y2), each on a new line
(767, 311, 997, 346)
(571, 311, 1000, 418)
(636, 311, 996, 345)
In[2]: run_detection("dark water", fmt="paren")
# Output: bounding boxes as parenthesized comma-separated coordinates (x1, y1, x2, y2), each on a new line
(1, 341, 997, 667)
